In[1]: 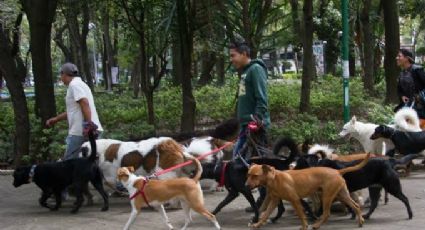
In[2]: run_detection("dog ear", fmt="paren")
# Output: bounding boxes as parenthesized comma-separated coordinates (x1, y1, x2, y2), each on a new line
(262, 165, 276, 179)
(350, 116, 357, 124)
(261, 164, 274, 174)
(127, 166, 135, 173)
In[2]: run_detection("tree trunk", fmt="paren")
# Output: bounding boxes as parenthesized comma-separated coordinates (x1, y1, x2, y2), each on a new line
(300, 0, 313, 113)
(383, 0, 400, 103)
(132, 54, 141, 98)
(177, 0, 196, 132)
(21, 0, 58, 125)
(80, 0, 94, 90)
(102, 5, 113, 91)
(0, 19, 30, 167)
(171, 40, 182, 86)
(216, 54, 225, 85)
(361, 0, 374, 94)
(349, 42, 356, 77)
(198, 49, 217, 86)
(53, 25, 73, 62)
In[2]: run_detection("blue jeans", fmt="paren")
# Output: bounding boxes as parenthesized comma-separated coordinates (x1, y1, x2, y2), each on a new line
(64, 135, 85, 160)
(233, 126, 247, 160)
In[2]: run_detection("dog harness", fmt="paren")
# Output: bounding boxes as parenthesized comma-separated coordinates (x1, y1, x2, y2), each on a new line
(129, 178, 152, 208)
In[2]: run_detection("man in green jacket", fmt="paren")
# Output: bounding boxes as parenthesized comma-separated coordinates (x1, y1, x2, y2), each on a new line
(229, 41, 270, 164)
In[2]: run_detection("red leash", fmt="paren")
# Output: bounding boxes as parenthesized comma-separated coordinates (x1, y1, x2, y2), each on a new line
(148, 140, 235, 179)
(218, 161, 228, 187)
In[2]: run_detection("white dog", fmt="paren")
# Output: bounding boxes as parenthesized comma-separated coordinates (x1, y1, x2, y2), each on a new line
(339, 107, 421, 154)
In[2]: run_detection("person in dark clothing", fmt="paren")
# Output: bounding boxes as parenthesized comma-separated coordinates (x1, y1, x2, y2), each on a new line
(229, 41, 271, 161)
(229, 41, 271, 213)
(395, 48, 425, 125)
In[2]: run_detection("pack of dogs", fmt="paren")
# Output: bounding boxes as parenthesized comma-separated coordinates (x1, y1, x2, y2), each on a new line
(12, 108, 425, 229)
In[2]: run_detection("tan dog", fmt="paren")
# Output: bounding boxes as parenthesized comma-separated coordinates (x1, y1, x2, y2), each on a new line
(117, 158, 221, 230)
(246, 154, 370, 230)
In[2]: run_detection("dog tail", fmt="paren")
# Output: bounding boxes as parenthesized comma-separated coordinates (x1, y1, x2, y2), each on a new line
(88, 130, 97, 162)
(210, 118, 240, 141)
(394, 107, 422, 132)
(272, 137, 299, 163)
(338, 153, 370, 175)
(191, 157, 203, 182)
(389, 154, 419, 168)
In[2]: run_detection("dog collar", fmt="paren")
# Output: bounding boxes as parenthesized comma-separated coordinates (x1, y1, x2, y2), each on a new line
(28, 165, 37, 182)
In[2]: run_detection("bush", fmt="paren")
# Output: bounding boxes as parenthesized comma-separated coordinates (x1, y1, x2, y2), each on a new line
(1, 74, 396, 162)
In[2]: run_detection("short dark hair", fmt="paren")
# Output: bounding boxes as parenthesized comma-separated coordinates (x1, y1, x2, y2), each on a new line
(229, 41, 251, 57)
(399, 48, 415, 64)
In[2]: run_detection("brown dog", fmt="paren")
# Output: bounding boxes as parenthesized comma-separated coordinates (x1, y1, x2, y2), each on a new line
(246, 153, 370, 230)
(117, 158, 221, 230)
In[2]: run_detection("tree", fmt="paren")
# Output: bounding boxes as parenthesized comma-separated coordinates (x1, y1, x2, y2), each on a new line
(0, 12, 30, 166)
(360, 0, 375, 94)
(120, 0, 172, 126)
(314, 1, 341, 75)
(62, 0, 94, 90)
(176, 0, 196, 132)
(382, 0, 400, 103)
(300, 0, 314, 112)
(217, 0, 279, 58)
(20, 0, 58, 125)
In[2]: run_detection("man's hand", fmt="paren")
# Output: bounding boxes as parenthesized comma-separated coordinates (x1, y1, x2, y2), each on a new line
(46, 117, 58, 127)
(83, 121, 98, 138)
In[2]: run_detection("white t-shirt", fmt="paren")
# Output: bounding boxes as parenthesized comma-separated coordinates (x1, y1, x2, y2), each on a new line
(65, 77, 103, 136)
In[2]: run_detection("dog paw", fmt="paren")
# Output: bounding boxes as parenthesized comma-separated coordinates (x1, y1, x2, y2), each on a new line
(101, 206, 109, 212)
(250, 216, 259, 224)
(248, 222, 261, 228)
(49, 207, 59, 211)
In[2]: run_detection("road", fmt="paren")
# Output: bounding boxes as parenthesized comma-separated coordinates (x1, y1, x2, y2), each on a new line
(1, 170, 424, 230)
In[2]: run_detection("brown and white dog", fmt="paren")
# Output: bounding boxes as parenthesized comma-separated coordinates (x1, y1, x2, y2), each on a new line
(117, 158, 221, 230)
(246, 154, 370, 230)
(81, 137, 195, 190)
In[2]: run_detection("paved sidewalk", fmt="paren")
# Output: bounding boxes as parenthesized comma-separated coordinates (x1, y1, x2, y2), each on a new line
(1, 170, 425, 230)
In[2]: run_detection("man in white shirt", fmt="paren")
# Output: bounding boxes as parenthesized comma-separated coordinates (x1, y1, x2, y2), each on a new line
(46, 63, 103, 160)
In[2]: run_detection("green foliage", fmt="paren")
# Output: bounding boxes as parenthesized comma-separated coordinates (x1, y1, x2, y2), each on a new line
(1, 73, 401, 162)
(0, 102, 15, 161)
(282, 73, 301, 79)
(310, 76, 367, 119)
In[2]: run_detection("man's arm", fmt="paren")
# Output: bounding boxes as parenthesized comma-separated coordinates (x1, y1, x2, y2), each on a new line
(77, 98, 92, 122)
(46, 112, 67, 127)
(251, 65, 269, 120)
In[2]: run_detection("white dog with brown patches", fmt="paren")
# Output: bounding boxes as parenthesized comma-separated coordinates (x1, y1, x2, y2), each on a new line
(117, 158, 221, 230)
(81, 137, 195, 190)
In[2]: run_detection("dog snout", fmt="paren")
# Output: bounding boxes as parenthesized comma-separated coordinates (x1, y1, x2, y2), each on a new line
(370, 133, 378, 140)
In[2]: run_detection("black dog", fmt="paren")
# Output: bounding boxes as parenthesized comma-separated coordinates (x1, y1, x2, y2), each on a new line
(13, 130, 109, 213)
(295, 154, 413, 220)
(371, 124, 425, 156)
(201, 137, 315, 223)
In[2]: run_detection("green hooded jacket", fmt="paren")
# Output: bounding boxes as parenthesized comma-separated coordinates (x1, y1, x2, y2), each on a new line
(237, 59, 271, 128)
